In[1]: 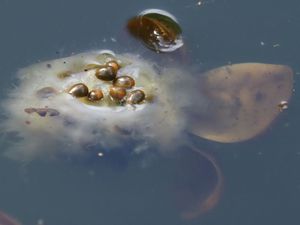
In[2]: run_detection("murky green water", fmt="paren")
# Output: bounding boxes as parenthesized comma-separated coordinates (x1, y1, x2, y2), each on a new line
(0, 0, 299, 225)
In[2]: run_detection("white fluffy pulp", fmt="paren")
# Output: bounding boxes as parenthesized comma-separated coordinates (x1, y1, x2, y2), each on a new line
(1, 50, 199, 160)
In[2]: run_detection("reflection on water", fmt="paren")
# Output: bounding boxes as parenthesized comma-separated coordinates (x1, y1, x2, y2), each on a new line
(0, 0, 299, 225)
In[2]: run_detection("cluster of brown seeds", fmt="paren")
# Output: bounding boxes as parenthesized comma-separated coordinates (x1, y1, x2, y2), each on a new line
(67, 60, 146, 105)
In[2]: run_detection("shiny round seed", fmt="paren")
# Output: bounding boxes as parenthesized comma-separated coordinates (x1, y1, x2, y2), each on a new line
(95, 66, 116, 81)
(113, 76, 135, 89)
(127, 9, 183, 53)
(88, 89, 104, 101)
(109, 86, 127, 101)
(106, 60, 120, 74)
(68, 83, 89, 97)
(127, 90, 146, 104)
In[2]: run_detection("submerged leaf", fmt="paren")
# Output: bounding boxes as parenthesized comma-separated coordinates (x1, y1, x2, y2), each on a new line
(189, 63, 294, 143)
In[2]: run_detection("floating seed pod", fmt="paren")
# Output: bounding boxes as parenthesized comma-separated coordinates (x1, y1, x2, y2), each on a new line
(127, 89, 145, 104)
(68, 83, 89, 98)
(113, 75, 135, 89)
(109, 86, 127, 102)
(127, 9, 184, 53)
(106, 60, 120, 74)
(88, 89, 104, 102)
(95, 66, 116, 81)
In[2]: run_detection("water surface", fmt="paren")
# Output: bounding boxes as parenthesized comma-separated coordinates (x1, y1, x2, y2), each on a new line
(0, 0, 299, 225)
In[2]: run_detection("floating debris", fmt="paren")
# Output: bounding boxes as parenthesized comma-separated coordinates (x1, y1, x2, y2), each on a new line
(37, 218, 45, 225)
(24, 107, 60, 117)
(190, 63, 294, 143)
(127, 9, 184, 53)
(197, 1, 203, 6)
(1, 50, 293, 177)
(278, 100, 288, 111)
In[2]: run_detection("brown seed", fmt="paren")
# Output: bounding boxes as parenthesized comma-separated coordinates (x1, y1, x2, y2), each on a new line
(127, 9, 183, 53)
(88, 89, 104, 101)
(68, 83, 89, 97)
(109, 86, 127, 102)
(106, 60, 120, 74)
(113, 76, 135, 89)
(95, 66, 116, 81)
(127, 90, 146, 104)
